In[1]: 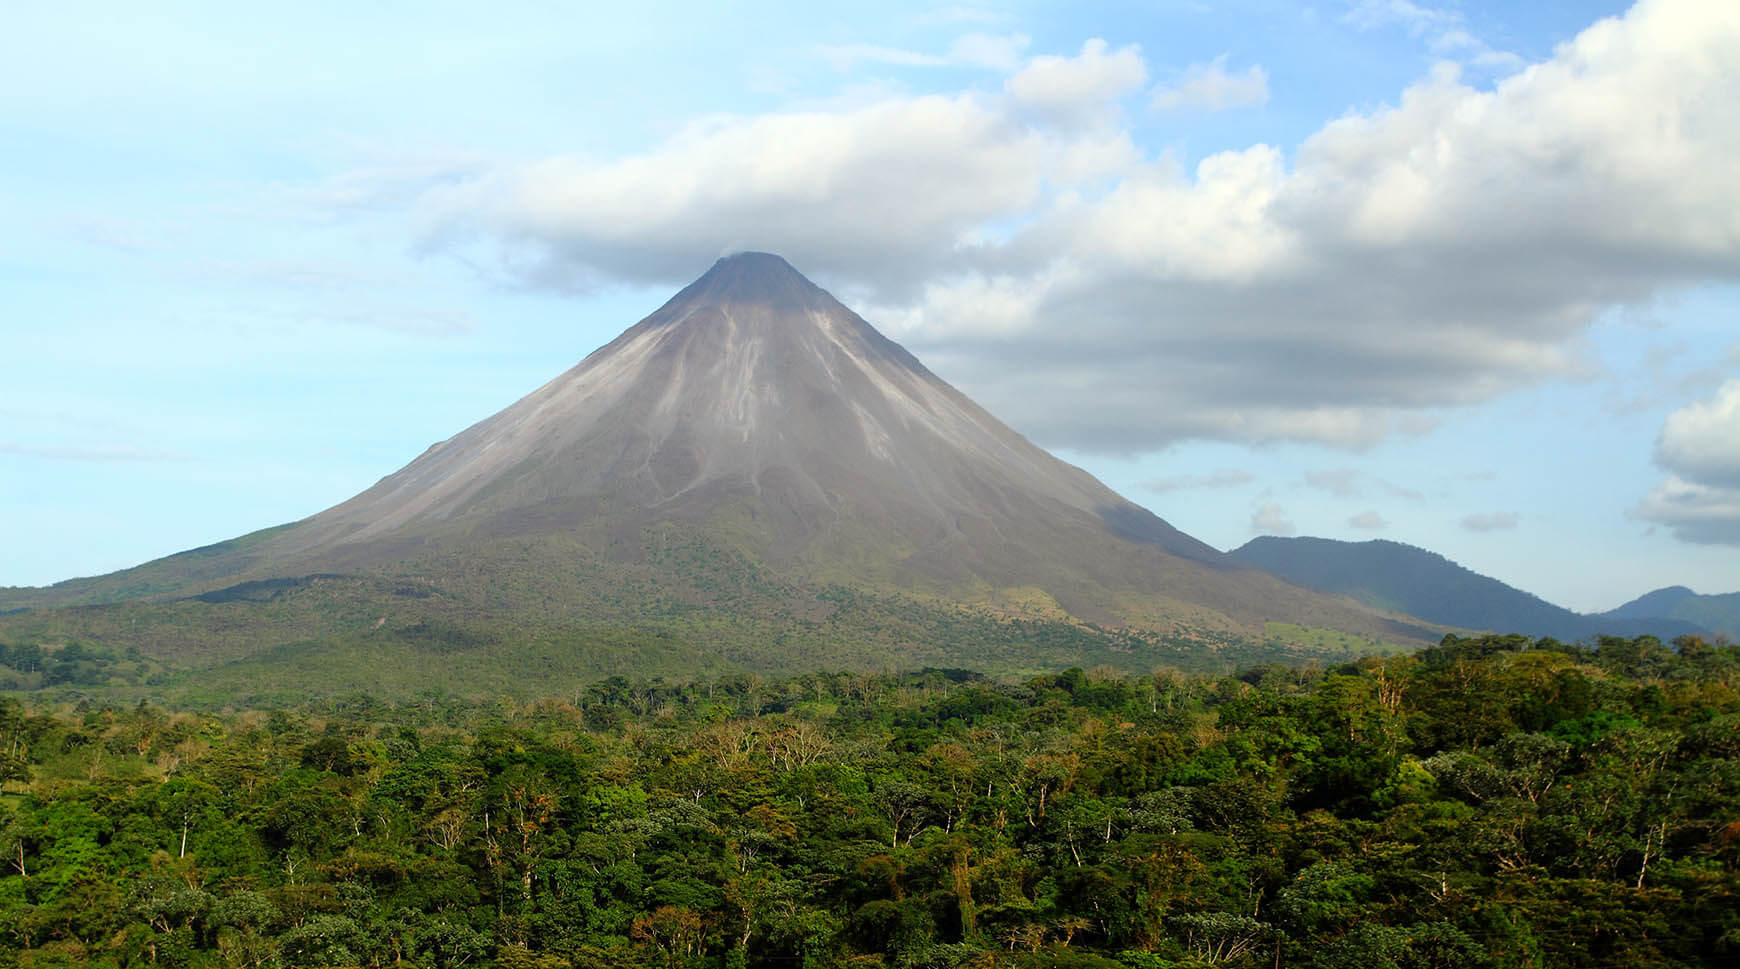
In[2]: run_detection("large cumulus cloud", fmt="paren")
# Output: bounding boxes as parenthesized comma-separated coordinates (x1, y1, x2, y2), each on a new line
(1636, 378, 1740, 545)
(386, 0, 1740, 453)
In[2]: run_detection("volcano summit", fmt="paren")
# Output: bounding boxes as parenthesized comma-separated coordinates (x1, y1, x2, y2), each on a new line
(0, 254, 1434, 693)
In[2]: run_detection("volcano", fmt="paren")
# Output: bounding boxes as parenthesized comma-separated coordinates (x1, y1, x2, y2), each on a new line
(283, 252, 1224, 584)
(1, 254, 1435, 692)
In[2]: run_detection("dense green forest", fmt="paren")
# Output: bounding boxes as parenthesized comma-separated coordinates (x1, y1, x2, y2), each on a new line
(1, 633, 1736, 968)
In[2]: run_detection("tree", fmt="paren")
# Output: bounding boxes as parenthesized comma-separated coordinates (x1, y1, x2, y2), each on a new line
(632, 905, 707, 969)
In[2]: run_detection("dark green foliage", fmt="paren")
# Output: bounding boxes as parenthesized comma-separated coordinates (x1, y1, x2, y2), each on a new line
(0, 635, 1733, 967)
(0, 639, 171, 691)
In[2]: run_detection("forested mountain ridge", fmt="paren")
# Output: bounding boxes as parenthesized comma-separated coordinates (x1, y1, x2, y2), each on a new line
(1603, 586, 1740, 639)
(1, 632, 1735, 968)
(1229, 536, 1712, 642)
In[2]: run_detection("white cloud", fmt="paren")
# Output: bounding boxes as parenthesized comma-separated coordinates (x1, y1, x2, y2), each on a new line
(1349, 510, 1388, 530)
(1005, 39, 1147, 127)
(1461, 512, 1520, 532)
(913, 0, 1740, 450)
(1636, 377, 1740, 544)
(1252, 502, 1296, 536)
(1655, 378, 1740, 487)
(1150, 55, 1269, 112)
(405, 91, 1136, 297)
(364, 0, 1740, 453)
(1634, 474, 1740, 545)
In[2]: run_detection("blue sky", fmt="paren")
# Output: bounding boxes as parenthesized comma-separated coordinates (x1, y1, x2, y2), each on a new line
(3, 0, 1737, 613)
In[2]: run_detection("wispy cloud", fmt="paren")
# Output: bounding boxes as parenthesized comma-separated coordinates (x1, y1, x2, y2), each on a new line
(950, 33, 1030, 71)
(916, 6, 1004, 28)
(1348, 510, 1388, 530)
(816, 44, 949, 72)
(1142, 468, 1254, 492)
(1461, 511, 1520, 533)
(817, 32, 1030, 73)
(1252, 502, 1296, 535)
(1150, 55, 1269, 112)
(1431, 28, 1524, 71)
(0, 442, 188, 463)
(1305, 470, 1363, 498)
(1344, 0, 1458, 34)
(56, 214, 162, 252)
(1304, 469, 1422, 499)
(1343, 0, 1521, 71)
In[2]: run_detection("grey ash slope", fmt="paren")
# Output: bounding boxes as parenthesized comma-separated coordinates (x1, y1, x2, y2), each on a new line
(2, 254, 1432, 662)
(289, 252, 1216, 569)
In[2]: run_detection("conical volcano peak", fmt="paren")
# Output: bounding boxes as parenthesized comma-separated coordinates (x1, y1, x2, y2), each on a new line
(706, 250, 807, 283)
(1, 248, 1438, 668)
(678, 251, 829, 311)
(286, 246, 1136, 544)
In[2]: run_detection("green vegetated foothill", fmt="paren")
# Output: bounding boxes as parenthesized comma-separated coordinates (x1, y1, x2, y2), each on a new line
(0, 632, 1735, 968)
(0, 528, 1404, 707)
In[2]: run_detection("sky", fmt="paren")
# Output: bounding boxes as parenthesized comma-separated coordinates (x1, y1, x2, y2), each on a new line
(2, 0, 1737, 613)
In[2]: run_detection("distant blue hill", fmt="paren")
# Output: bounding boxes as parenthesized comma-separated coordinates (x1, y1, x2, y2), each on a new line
(1602, 586, 1738, 639)
(1229, 536, 1713, 643)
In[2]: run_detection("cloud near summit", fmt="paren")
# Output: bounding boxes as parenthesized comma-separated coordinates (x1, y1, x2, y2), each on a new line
(388, 0, 1740, 454)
